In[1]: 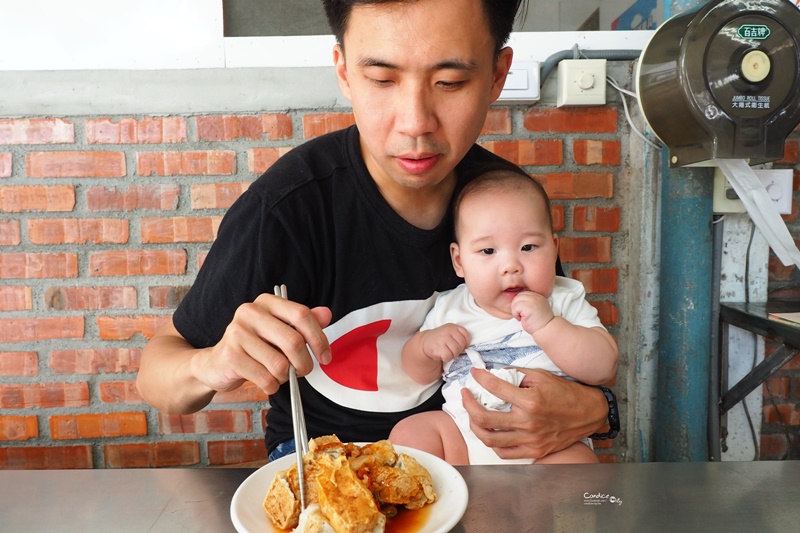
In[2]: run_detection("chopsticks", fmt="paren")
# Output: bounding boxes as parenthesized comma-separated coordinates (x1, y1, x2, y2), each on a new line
(273, 284, 309, 509)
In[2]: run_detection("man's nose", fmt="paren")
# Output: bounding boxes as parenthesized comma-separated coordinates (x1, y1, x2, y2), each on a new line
(396, 84, 437, 137)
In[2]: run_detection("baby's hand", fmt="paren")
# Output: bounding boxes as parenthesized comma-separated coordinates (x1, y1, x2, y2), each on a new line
(511, 291, 554, 334)
(421, 324, 470, 363)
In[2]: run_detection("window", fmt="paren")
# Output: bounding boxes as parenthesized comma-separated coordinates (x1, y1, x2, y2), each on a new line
(221, 0, 661, 37)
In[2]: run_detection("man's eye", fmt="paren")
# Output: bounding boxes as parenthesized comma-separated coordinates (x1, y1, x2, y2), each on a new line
(438, 80, 466, 90)
(480, 248, 495, 255)
(369, 78, 393, 87)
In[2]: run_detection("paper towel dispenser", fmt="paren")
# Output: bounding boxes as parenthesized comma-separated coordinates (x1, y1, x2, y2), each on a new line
(637, 0, 800, 167)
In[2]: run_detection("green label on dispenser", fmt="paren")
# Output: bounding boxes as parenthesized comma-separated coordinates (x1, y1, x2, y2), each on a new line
(738, 25, 770, 40)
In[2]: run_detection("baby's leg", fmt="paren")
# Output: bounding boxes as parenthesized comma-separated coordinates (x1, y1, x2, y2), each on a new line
(535, 441, 599, 464)
(389, 411, 469, 465)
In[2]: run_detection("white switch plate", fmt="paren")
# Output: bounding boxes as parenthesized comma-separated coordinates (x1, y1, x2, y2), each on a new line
(713, 168, 794, 215)
(556, 59, 606, 107)
(498, 61, 540, 102)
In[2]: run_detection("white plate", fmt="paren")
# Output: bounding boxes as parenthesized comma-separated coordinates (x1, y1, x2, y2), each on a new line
(230, 444, 468, 533)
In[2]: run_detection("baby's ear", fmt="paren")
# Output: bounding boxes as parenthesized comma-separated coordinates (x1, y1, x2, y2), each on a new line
(450, 242, 465, 278)
(552, 234, 559, 252)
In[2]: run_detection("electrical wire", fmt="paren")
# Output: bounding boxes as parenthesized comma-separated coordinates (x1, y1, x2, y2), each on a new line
(745, 221, 755, 305)
(605, 75, 663, 152)
(539, 45, 661, 152)
(764, 379, 793, 460)
(742, 221, 760, 460)
(604, 76, 638, 98)
(742, 221, 795, 459)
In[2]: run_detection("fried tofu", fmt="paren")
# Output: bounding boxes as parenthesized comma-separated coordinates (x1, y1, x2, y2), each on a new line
(395, 453, 437, 509)
(263, 465, 300, 530)
(369, 465, 425, 507)
(366, 453, 436, 510)
(309, 435, 347, 458)
(316, 454, 386, 533)
(347, 440, 397, 471)
(263, 436, 437, 533)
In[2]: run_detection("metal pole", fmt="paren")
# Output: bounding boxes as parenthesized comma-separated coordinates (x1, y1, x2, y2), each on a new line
(653, 0, 715, 463)
(655, 158, 713, 461)
(708, 216, 724, 461)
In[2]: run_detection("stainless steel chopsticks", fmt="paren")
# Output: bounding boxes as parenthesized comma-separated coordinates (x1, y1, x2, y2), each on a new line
(273, 284, 309, 509)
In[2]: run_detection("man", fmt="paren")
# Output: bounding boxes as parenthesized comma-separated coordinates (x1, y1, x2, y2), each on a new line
(136, 0, 612, 461)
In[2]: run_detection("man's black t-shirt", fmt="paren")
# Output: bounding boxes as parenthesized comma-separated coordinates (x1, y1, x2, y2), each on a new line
(173, 125, 519, 453)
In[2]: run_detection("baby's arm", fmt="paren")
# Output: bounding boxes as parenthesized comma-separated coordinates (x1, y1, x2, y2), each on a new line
(402, 324, 471, 385)
(512, 292, 618, 385)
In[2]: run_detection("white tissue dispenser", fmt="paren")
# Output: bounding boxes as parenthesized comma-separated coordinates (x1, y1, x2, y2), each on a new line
(637, 0, 800, 168)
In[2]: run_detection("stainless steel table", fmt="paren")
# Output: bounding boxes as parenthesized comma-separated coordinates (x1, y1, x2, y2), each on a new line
(2, 461, 798, 532)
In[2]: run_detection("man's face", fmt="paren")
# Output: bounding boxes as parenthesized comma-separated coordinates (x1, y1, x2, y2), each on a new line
(334, 0, 512, 195)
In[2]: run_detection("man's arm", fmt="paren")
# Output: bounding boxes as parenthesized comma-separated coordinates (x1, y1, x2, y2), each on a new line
(460, 369, 609, 460)
(137, 323, 217, 414)
(136, 294, 332, 414)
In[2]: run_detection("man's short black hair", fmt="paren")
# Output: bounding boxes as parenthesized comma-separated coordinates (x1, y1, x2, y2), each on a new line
(321, 0, 527, 54)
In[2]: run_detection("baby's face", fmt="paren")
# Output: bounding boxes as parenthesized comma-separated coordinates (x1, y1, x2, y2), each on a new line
(451, 186, 558, 319)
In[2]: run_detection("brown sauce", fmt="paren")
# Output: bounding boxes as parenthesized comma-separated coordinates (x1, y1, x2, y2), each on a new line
(276, 504, 432, 533)
(385, 504, 432, 533)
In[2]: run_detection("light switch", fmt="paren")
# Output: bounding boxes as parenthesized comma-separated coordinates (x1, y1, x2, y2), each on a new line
(504, 68, 529, 90)
(498, 61, 540, 103)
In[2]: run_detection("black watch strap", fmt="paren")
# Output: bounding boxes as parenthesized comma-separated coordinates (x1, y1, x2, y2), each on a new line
(589, 385, 619, 440)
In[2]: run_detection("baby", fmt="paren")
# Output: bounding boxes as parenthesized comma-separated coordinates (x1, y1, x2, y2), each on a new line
(390, 166, 618, 465)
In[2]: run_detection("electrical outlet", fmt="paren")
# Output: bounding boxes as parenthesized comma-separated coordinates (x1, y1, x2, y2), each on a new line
(556, 59, 606, 107)
(713, 169, 746, 214)
(712, 168, 794, 215)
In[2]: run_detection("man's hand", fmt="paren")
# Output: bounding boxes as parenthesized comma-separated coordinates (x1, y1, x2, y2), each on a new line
(460, 368, 607, 460)
(194, 293, 332, 395)
(137, 292, 332, 414)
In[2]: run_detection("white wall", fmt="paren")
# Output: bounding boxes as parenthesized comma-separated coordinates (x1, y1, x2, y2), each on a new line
(0, 1, 652, 71)
(0, 0, 223, 70)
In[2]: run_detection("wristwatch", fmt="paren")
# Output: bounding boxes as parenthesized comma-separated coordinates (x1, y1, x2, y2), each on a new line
(589, 385, 619, 440)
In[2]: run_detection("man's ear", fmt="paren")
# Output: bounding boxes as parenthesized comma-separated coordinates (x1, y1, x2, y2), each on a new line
(450, 242, 465, 278)
(333, 44, 353, 101)
(489, 46, 514, 103)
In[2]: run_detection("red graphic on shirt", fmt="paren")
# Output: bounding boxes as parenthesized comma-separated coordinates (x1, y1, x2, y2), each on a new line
(323, 319, 391, 391)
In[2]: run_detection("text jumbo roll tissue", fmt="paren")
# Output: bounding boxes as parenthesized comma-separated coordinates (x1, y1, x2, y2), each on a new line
(714, 159, 800, 268)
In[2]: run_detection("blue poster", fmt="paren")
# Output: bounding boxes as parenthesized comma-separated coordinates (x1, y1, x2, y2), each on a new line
(611, 0, 659, 30)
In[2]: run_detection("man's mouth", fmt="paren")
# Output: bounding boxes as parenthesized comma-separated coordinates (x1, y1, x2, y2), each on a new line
(395, 154, 439, 175)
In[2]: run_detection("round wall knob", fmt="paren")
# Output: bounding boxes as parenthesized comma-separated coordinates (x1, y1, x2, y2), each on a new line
(766, 182, 783, 201)
(577, 72, 595, 90)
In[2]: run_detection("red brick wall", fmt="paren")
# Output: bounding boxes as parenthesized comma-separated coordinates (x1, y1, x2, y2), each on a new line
(0, 106, 623, 468)
(762, 131, 800, 460)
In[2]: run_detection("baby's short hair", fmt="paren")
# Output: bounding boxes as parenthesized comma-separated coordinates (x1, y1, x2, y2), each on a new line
(453, 164, 552, 240)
